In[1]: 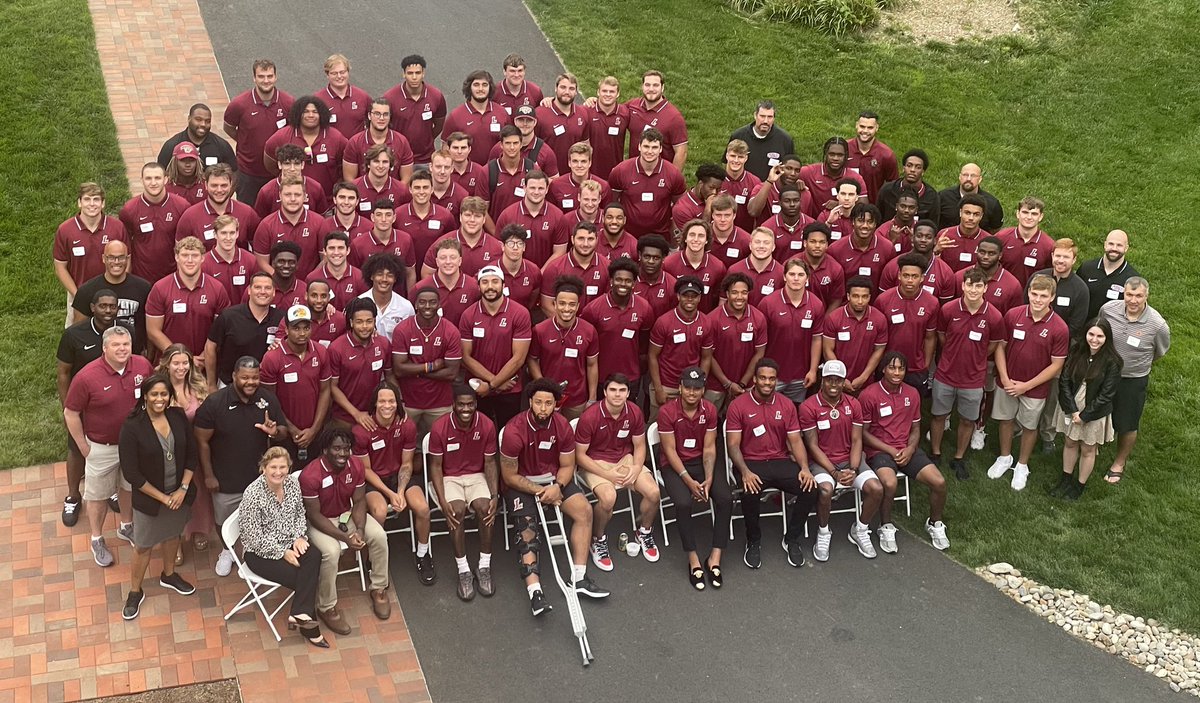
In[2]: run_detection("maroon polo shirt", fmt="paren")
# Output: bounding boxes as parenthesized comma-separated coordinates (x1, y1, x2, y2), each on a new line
(721, 171, 764, 232)
(248, 276, 304, 310)
(656, 398, 718, 463)
(873, 287, 939, 373)
(261, 340, 331, 429)
(54, 215, 127, 288)
(956, 267, 1025, 314)
(749, 181, 814, 228)
(421, 230, 503, 275)
(431, 185, 467, 227)
(536, 102, 591, 175)
(798, 164, 867, 219)
(876, 219, 917, 255)
(146, 273, 230, 354)
(824, 211, 854, 243)
(821, 305, 889, 381)
(414, 273, 480, 327)
(203, 248, 260, 302)
(633, 270, 679, 319)
(877, 254, 957, 301)
(354, 175, 411, 215)
(626, 98, 688, 165)
(597, 232, 639, 262)
(485, 159, 532, 221)
(799, 393, 865, 464)
(486, 139, 559, 177)
(383, 82, 447, 163)
(727, 258, 784, 307)
(459, 298, 533, 396)
(500, 410, 574, 478)
(706, 303, 768, 392)
(328, 332, 392, 422)
(65, 355, 154, 444)
(299, 456, 366, 518)
(351, 413, 416, 477)
(263, 127, 347, 193)
(607, 157, 686, 236)
(587, 103, 630, 179)
(726, 391, 800, 462)
(997, 228, 1053, 286)
(828, 234, 897, 291)
(800, 256, 846, 309)
(442, 101, 509, 164)
(396, 203, 454, 266)
(549, 174, 611, 213)
(450, 162, 489, 200)
(858, 381, 921, 458)
(251, 209, 331, 276)
(392, 315, 462, 410)
(495, 80, 544, 116)
(530, 317, 599, 407)
(765, 213, 816, 262)
(428, 412, 497, 477)
(576, 401, 645, 463)
(176, 199, 261, 250)
(349, 228, 416, 270)
(253, 176, 329, 219)
(662, 252, 724, 312)
(710, 227, 752, 270)
(649, 309, 714, 388)
(306, 263, 365, 310)
(846, 140, 899, 203)
(580, 293, 653, 382)
(495, 201, 566, 268)
(224, 89, 295, 177)
(325, 213, 373, 241)
(758, 290, 825, 384)
(937, 226, 990, 273)
(501, 260, 542, 310)
(165, 180, 206, 206)
(120, 194, 190, 282)
(540, 251, 610, 307)
(671, 192, 706, 233)
(343, 129, 415, 177)
(309, 309, 347, 348)
(551, 209, 603, 253)
(320, 84, 371, 139)
(1000, 306, 1070, 399)
(934, 299, 1006, 389)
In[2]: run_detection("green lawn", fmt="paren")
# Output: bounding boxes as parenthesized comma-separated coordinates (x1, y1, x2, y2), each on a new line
(0, 0, 129, 468)
(528, 0, 1200, 629)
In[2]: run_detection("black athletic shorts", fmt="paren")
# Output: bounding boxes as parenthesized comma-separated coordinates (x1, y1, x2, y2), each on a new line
(506, 480, 584, 519)
(868, 448, 934, 478)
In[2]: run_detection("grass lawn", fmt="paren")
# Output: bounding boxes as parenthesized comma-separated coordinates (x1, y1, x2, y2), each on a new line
(0, 0, 129, 468)
(527, 0, 1200, 629)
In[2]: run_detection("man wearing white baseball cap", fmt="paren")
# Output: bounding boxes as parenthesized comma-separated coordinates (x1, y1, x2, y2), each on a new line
(458, 265, 532, 431)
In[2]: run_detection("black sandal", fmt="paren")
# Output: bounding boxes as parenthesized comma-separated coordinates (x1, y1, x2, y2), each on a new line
(289, 616, 330, 648)
(706, 563, 723, 589)
(689, 566, 706, 591)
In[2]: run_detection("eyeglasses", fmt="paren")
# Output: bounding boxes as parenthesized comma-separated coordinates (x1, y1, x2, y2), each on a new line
(504, 239, 526, 248)
(369, 111, 390, 118)
(103, 255, 129, 262)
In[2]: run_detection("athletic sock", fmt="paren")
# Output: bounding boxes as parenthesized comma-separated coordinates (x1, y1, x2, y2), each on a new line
(416, 542, 429, 557)
(455, 556, 469, 574)
(119, 521, 132, 531)
(527, 582, 542, 597)
(479, 552, 491, 569)
(818, 525, 831, 535)
(856, 520, 869, 531)
(572, 564, 586, 581)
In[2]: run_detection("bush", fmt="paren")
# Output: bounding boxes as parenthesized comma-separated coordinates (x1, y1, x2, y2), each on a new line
(728, 0, 897, 35)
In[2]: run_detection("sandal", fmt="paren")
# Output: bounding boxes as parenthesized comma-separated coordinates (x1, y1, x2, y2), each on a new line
(706, 563, 723, 589)
(289, 615, 330, 649)
(192, 534, 209, 552)
(1104, 469, 1124, 484)
(689, 566, 706, 591)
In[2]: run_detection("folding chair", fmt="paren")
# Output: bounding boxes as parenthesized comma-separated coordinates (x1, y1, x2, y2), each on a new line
(723, 420, 788, 541)
(802, 465, 912, 537)
(221, 508, 295, 642)
(530, 473, 594, 666)
(646, 421, 713, 547)
(569, 417, 638, 535)
(422, 432, 480, 555)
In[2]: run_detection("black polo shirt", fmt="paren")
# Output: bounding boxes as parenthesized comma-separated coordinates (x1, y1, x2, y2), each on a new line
(728, 123, 796, 181)
(56, 319, 108, 378)
(206, 303, 286, 385)
(72, 274, 152, 353)
(937, 187, 1004, 233)
(1030, 268, 1091, 339)
(193, 385, 288, 493)
(156, 130, 237, 171)
(878, 179, 941, 228)
(1077, 258, 1140, 320)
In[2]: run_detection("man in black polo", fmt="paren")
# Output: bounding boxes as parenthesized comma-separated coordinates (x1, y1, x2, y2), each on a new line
(194, 356, 290, 577)
(937, 163, 1003, 233)
(1079, 229, 1140, 320)
(203, 272, 285, 390)
(56, 289, 119, 526)
(72, 240, 151, 353)
(727, 101, 795, 181)
(157, 103, 237, 171)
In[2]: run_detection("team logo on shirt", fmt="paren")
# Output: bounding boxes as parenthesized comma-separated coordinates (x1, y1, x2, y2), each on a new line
(658, 178, 666, 188)
(903, 397, 912, 407)
(866, 321, 875, 330)
(256, 398, 269, 410)
(918, 306, 927, 316)
(134, 374, 144, 385)
(344, 472, 354, 485)
(1040, 329, 1049, 338)
(302, 228, 311, 237)
(774, 410, 782, 420)
(499, 317, 509, 328)
(870, 158, 879, 168)
(165, 213, 175, 222)
(199, 294, 208, 305)
(820, 276, 831, 285)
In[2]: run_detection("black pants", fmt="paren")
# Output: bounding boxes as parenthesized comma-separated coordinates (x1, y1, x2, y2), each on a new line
(478, 392, 522, 433)
(244, 547, 320, 619)
(740, 459, 816, 543)
(660, 458, 732, 552)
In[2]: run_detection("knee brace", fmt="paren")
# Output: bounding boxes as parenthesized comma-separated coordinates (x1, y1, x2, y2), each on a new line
(515, 517, 542, 576)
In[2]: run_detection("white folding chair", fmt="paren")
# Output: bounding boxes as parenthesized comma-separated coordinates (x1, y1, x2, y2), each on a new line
(530, 473, 594, 666)
(646, 421, 714, 547)
(290, 473, 367, 591)
(569, 417, 638, 535)
(723, 420, 788, 541)
(422, 432, 480, 555)
(222, 509, 295, 642)
(802, 464, 912, 537)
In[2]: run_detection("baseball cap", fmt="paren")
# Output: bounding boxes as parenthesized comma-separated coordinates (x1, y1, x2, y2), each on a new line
(476, 265, 504, 282)
(172, 142, 200, 160)
(676, 277, 704, 296)
(286, 305, 312, 324)
(514, 105, 536, 119)
(680, 366, 706, 389)
(822, 360, 848, 378)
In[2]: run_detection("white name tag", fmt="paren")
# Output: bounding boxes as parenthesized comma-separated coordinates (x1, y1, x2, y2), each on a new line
(564, 347, 579, 358)
(672, 332, 687, 343)
(895, 243, 902, 252)
(858, 266, 872, 276)
(726, 247, 739, 258)
(315, 153, 329, 164)
(203, 229, 215, 240)
(1126, 335, 1140, 348)
(837, 331, 850, 341)
(329, 114, 338, 123)
(817, 419, 831, 430)
(371, 359, 383, 370)
(734, 195, 747, 204)
(266, 334, 275, 346)
(409, 345, 423, 355)
(71, 245, 86, 256)
(682, 438, 697, 449)
(608, 126, 619, 136)
(422, 110, 433, 121)
(139, 222, 154, 233)
(553, 124, 566, 136)
(561, 198, 574, 209)
(922, 284, 935, 295)
(283, 372, 299, 383)
(1023, 256, 1038, 267)
(359, 201, 372, 211)
(617, 429, 629, 438)
(1013, 329, 1026, 340)
(879, 405, 893, 417)
(134, 388, 141, 399)
(891, 314, 905, 324)
(830, 232, 842, 241)
(473, 327, 485, 338)
(752, 425, 766, 437)
(741, 331, 754, 342)
(641, 192, 654, 202)
(959, 252, 973, 262)
(321, 475, 334, 488)
(586, 285, 599, 296)
(428, 220, 441, 229)
(703, 285, 711, 294)
(790, 240, 803, 250)
(1057, 296, 1070, 306)
(768, 158, 781, 167)
(771, 205, 781, 214)
(801, 319, 813, 329)
(621, 328, 636, 339)
(205, 156, 218, 166)
(538, 440, 553, 450)
(514, 187, 525, 197)
(1106, 288, 1120, 299)
(233, 275, 246, 285)
(968, 330, 983, 341)
(447, 442, 460, 451)
(276, 119, 287, 129)
(173, 302, 187, 313)
(502, 286, 511, 296)
(760, 284, 774, 295)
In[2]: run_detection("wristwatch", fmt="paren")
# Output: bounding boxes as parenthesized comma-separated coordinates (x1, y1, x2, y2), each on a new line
(180, 483, 190, 492)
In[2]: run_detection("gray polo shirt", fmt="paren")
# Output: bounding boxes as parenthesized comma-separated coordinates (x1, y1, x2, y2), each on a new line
(1100, 300, 1169, 378)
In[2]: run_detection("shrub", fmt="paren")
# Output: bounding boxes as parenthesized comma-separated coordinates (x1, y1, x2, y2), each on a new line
(728, 0, 898, 35)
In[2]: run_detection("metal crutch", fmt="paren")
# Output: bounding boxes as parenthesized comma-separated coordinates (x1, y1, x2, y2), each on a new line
(532, 477, 594, 666)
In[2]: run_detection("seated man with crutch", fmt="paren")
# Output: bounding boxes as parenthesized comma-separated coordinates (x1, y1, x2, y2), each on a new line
(499, 378, 610, 617)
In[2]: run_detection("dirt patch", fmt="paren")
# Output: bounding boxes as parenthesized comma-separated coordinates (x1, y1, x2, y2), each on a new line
(879, 0, 1022, 42)
(85, 679, 241, 703)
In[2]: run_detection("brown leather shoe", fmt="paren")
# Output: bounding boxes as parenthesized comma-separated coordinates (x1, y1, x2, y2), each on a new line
(370, 588, 392, 620)
(318, 607, 352, 635)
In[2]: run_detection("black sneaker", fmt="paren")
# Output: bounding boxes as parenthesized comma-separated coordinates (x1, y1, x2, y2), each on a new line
(575, 575, 610, 598)
(529, 589, 552, 616)
(743, 540, 762, 569)
(952, 458, 970, 481)
(786, 538, 806, 567)
(61, 497, 81, 527)
(159, 572, 196, 595)
(415, 553, 437, 586)
(1048, 473, 1073, 498)
(122, 590, 144, 620)
(107, 493, 120, 513)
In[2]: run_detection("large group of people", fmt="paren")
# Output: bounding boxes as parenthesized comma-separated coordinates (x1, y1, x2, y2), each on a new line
(54, 51, 1171, 646)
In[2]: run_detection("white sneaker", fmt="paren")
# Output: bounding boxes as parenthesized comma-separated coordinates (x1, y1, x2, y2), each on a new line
(1010, 464, 1030, 491)
(925, 519, 950, 551)
(589, 536, 614, 572)
(970, 426, 987, 450)
(215, 548, 235, 577)
(848, 525, 877, 559)
(813, 527, 831, 562)
(878, 523, 898, 554)
(986, 455, 1014, 479)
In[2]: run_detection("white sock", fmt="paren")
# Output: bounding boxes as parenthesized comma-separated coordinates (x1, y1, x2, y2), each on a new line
(479, 552, 491, 569)
(856, 520, 869, 531)
(91, 534, 103, 541)
(455, 556, 469, 574)
(119, 521, 132, 530)
(818, 525, 831, 535)
(527, 582, 541, 597)
(1015, 463, 1028, 471)
(416, 542, 429, 557)
(572, 564, 586, 581)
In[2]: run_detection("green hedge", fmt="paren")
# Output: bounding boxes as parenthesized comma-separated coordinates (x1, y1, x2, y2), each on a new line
(728, 0, 897, 34)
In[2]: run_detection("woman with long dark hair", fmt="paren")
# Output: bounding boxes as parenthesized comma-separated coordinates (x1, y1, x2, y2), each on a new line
(1050, 319, 1122, 500)
(157, 343, 211, 565)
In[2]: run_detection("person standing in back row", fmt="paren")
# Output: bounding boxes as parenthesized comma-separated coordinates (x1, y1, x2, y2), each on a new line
(727, 101, 794, 181)
(223, 60, 294, 204)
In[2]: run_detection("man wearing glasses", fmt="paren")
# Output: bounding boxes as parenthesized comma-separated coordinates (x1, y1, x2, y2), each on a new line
(72, 240, 151, 354)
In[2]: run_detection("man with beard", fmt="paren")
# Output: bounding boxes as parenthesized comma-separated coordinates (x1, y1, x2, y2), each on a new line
(536, 73, 591, 175)
(796, 223, 844, 310)
(635, 233, 681, 317)
(304, 279, 347, 348)
(459, 266, 532, 430)
(671, 163, 725, 232)
(581, 259, 654, 406)
(260, 242, 306, 310)
(877, 149, 939, 226)
(146, 237, 231, 364)
(223, 59, 294, 204)
(158, 103, 236, 171)
(204, 271, 284, 389)
(845, 110, 898, 204)
(799, 138, 867, 219)
(120, 163, 190, 282)
(175, 164, 261, 250)
(539, 222, 609, 316)
(876, 190, 920, 255)
(828, 203, 894, 292)
(262, 305, 333, 466)
(727, 100, 794, 181)
(382, 55, 446, 168)
(624, 70, 688, 170)
(763, 185, 814, 261)
(938, 162, 1003, 232)
(961, 236, 1024, 314)
(72, 241, 151, 353)
(352, 146, 412, 218)
(251, 177, 331, 276)
(442, 70, 508, 162)
(747, 153, 812, 227)
(342, 97, 415, 183)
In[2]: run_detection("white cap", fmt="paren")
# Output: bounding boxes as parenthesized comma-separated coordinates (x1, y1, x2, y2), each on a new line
(822, 360, 848, 378)
(476, 265, 504, 282)
(286, 305, 312, 324)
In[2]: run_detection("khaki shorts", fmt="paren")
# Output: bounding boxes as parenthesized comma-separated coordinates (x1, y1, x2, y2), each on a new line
(406, 406, 451, 436)
(991, 391, 1046, 430)
(581, 457, 651, 491)
(444, 473, 491, 504)
(83, 442, 129, 501)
